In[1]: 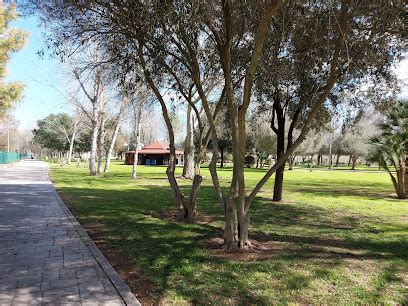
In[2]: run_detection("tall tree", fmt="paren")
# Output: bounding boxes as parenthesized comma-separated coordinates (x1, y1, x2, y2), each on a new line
(33, 113, 73, 155)
(183, 103, 195, 177)
(67, 110, 83, 165)
(104, 97, 127, 173)
(72, 62, 107, 176)
(254, 0, 399, 201)
(130, 89, 148, 179)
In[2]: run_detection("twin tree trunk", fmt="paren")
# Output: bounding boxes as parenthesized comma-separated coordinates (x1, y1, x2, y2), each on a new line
(138, 45, 204, 224)
(176, 174, 203, 222)
(335, 154, 340, 167)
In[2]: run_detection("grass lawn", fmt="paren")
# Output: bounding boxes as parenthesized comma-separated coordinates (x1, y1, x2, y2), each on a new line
(50, 160, 408, 304)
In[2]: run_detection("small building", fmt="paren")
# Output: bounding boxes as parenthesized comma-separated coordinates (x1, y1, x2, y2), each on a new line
(125, 142, 184, 166)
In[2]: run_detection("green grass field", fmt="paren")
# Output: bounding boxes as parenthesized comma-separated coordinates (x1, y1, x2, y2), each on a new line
(50, 160, 408, 304)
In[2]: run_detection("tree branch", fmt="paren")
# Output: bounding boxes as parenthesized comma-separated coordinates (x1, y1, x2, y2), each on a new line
(241, 0, 284, 114)
(246, 0, 351, 211)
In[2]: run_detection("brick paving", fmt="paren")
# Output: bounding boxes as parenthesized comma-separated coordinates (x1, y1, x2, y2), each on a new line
(0, 160, 140, 305)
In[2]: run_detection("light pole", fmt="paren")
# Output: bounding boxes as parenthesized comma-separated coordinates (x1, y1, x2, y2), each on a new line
(17, 131, 20, 153)
(7, 116, 10, 153)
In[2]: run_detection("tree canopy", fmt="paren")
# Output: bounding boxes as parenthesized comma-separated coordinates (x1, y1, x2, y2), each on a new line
(0, 1, 27, 118)
(33, 113, 74, 153)
(26, 0, 407, 249)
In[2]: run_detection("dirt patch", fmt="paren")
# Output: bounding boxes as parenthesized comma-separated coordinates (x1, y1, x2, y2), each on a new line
(147, 208, 215, 225)
(56, 190, 160, 305)
(86, 224, 160, 305)
(148, 208, 179, 222)
(200, 237, 281, 262)
(401, 216, 408, 224)
(252, 231, 349, 249)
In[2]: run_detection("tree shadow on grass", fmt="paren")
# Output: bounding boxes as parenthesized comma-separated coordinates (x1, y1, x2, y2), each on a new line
(290, 185, 398, 200)
(56, 183, 408, 304)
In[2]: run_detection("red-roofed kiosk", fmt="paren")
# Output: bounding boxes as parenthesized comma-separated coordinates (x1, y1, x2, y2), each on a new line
(125, 142, 184, 166)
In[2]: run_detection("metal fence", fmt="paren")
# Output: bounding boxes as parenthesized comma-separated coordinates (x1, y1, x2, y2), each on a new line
(0, 152, 29, 164)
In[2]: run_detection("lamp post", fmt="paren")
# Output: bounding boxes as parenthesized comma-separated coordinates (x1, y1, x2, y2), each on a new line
(7, 116, 10, 153)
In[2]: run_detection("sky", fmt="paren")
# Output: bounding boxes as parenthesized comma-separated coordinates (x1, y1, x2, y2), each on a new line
(6, 15, 71, 130)
(5, 14, 408, 131)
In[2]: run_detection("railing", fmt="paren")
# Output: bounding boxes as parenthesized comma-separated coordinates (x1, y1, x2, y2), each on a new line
(0, 152, 29, 164)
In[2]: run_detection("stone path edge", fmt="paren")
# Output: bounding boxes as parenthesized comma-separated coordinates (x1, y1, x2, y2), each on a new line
(47, 168, 141, 306)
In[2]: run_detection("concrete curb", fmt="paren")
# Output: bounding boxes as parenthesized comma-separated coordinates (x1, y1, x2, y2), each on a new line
(47, 166, 141, 306)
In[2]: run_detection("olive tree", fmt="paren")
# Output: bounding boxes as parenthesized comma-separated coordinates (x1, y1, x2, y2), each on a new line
(28, 0, 406, 249)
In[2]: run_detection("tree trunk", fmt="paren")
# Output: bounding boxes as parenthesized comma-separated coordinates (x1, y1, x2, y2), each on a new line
(273, 165, 285, 201)
(182, 104, 195, 178)
(288, 156, 294, 170)
(89, 118, 98, 176)
(237, 114, 251, 249)
(97, 117, 106, 175)
(347, 154, 352, 166)
(139, 48, 205, 224)
(405, 143, 408, 194)
(272, 105, 285, 202)
(223, 198, 238, 250)
(238, 212, 250, 248)
(185, 174, 203, 222)
(328, 134, 333, 169)
(351, 155, 357, 170)
(104, 119, 120, 173)
(220, 147, 224, 168)
(132, 112, 141, 179)
(335, 154, 340, 167)
(395, 168, 406, 199)
(194, 160, 201, 175)
(272, 137, 285, 202)
(309, 155, 314, 172)
(67, 128, 77, 165)
(222, 100, 245, 250)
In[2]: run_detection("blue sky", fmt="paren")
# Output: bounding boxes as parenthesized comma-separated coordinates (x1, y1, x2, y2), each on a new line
(6, 14, 408, 131)
(6, 15, 71, 130)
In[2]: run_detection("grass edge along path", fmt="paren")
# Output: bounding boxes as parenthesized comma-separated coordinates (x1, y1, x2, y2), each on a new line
(50, 160, 408, 304)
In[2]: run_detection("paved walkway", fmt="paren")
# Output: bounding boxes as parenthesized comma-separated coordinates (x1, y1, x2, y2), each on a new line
(0, 160, 139, 305)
